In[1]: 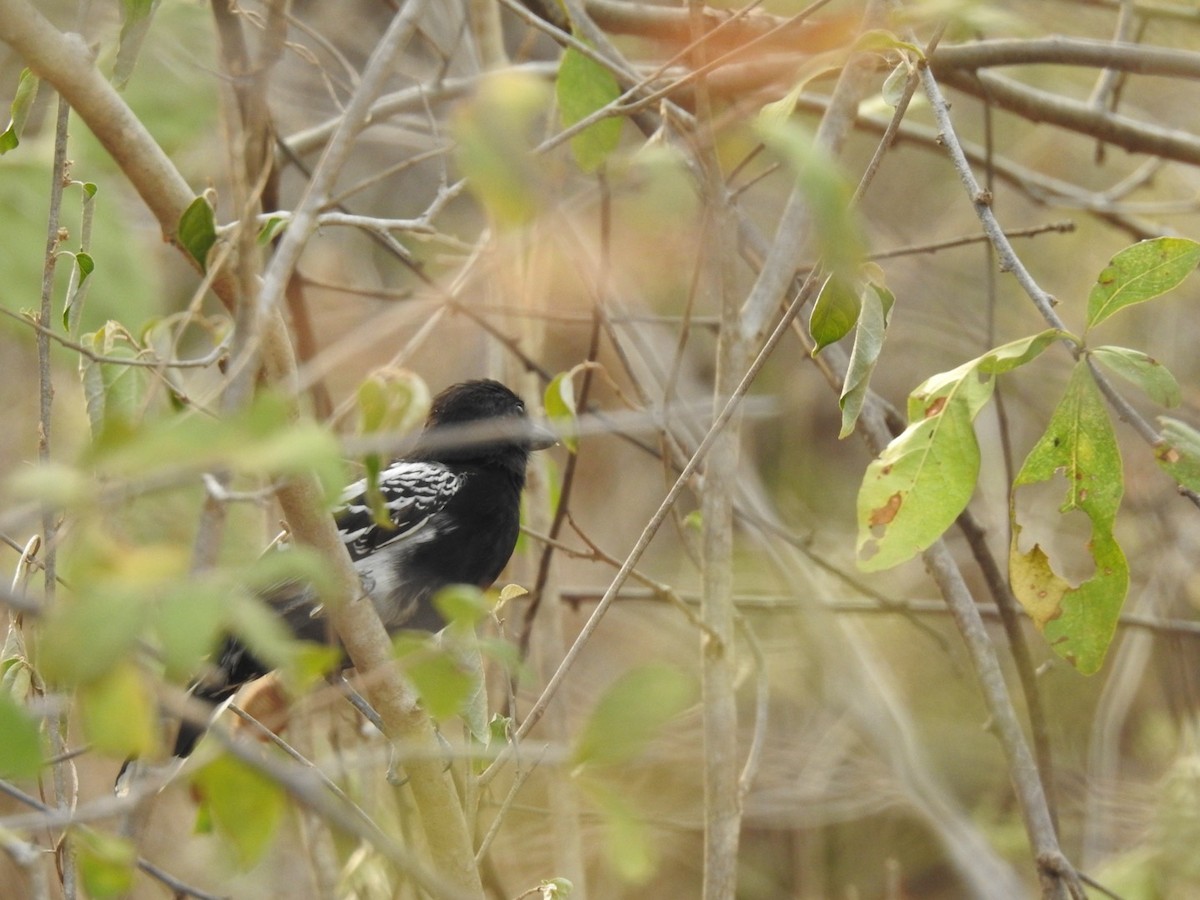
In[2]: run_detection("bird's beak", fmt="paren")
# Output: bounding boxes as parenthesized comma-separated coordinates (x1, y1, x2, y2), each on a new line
(527, 421, 559, 451)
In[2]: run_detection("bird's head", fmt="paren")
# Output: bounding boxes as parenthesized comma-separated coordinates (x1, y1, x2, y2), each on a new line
(414, 379, 556, 469)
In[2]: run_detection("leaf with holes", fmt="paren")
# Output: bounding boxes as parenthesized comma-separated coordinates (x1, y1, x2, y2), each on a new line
(1009, 362, 1128, 675)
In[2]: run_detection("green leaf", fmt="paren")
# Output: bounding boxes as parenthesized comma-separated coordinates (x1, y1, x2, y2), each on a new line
(572, 664, 694, 768)
(1154, 417, 1200, 492)
(191, 753, 287, 868)
(557, 46, 623, 173)
(857, 330, 1064, 571)
(1087, 237, 1200, 330)
(0, 693, 43, 779)
(257, 215, 287, 244)
(356, 368, 430, 436)
(62, 252, 97, 333)
(882, 60, 913, 107)
(1009, 363, 1128, 675)
(114, 0, 160, 89)
(839, 277, 893, 437)
(392, 634, 475, 721)
(809, 275, 861, 353)
(178, 196, 217, 269)
(544, 370, 580, 454)
(78, 661, 159, 757)
(453, 72, 550, 227)
(754, 119, 864, 286)
(1090, 345, 1180, 408)
(0, 68, 40, 155)
(75, 828, 137, 899)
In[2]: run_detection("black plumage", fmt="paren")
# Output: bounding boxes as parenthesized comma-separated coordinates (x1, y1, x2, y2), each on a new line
(173, 379, 554, 756)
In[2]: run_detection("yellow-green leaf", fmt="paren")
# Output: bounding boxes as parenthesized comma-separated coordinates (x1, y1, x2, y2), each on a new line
(0, 693, 43, 778)
(114, 0, 160, 89)
(453, 72, 550, 227)
(557, 46, 622, 172)
(572, 664, 694, 768)
(544, 370, 580, 454)
(392, 633, 475, 721)
(1155, 417, 1200, 493)
(1087, 237, 1200, 330)
(1010, 362, 1128, 675)
(1091, 345, 1181, 408)
(191, 753, 287, 868)
(75, 828, 137, 899)
(78, 661, 159, 758)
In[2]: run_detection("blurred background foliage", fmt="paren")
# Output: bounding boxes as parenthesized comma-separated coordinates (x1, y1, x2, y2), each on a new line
(3, 0, 1200, 898)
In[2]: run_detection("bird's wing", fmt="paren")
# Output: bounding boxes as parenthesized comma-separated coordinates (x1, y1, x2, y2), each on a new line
(335, 460, 464, 561)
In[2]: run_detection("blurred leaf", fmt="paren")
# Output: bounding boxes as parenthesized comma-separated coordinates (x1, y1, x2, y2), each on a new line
(839, 276, 893, 437)
(154, 582, 230, 683)
(0, 68, 39, 155)
(1091, 345, 1180, 408)
(178, 196, 217, 269)
(191, 753, 286, 868)
(78, 661, 159, 757)
(1087, 237, 1200, 330)
(572, 664, 694, 768)
(1155, 417, 1200, 493)
(578, 778, 656, 883)
(0, 693, 43, 778)
(393, 633, 475, 720)
(79, 322, 148, 440)
(114, 0, 160, 89)
(357, 368, 430, 525)
(882, 59, 914, 106)
(544, 370, 580, 453)
(1010, 363, 1128, 675)
(809, 274, 860, 352)
(557, 46, 623, 172)
(38, 591, 153, 686)
(453, 72, 550, 227)
(857, 330, 1064, 571)
(754, 119, 864, 286)
(433, 584, 489, 631)
(74, 828, 137, 899)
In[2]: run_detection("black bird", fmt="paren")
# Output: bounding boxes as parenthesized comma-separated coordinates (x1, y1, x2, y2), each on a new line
(172, 379, 555, 756)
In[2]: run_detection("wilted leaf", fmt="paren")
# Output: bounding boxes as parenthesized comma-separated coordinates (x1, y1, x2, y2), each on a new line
(572, 664, 694, 768)
(0, 693, 42, 778)
(1087, 237, 1200, 330)
(0, 68, 39, 154)
(1090, 345, 1181, 408)
(191, 753, 287, 868)
(1009, 363, 1128, 675)
(557, 46, 622, 172)
(839, 277, 893, 437)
